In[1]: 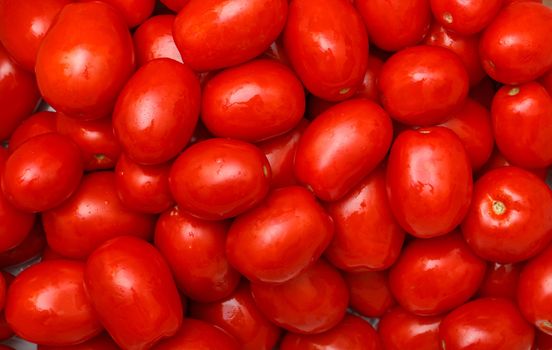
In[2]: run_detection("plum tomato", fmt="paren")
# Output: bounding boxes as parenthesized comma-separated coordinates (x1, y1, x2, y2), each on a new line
(344, 270, 395, 318)
(0, 181, 35, 253)
(478, 262, 522, 300)
(38, 333, 120, 350)
(133, 15, 182, 67)
(77, 0, 155, 28)
(430, 0, 503, 35)
(8, 111, 56, 152)
(0, 221, 45, 268)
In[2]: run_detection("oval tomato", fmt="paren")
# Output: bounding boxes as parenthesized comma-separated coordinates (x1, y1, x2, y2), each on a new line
(38, 333, 120, 350)
(478, 262, 522, 300)
(0, 221, 45, 268)
(153, 318, 240, 350)
(0, 184, 35, 253)
(77, 0, 154, 28)
(133, 15, 182, 67)
(8, 111, 56, 152)
(344, 270, 395, 318)
(430, 0, 502, 35)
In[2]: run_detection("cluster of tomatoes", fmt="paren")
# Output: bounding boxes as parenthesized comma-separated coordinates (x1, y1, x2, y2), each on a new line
(1, 0, 552, 349)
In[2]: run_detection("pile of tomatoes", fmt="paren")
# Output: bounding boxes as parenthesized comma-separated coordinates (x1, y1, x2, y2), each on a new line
(0, 0, 552, 349)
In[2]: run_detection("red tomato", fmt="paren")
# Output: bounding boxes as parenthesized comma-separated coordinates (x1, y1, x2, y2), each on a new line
(355, 0, 431, 52)
(38, 333, 120, 350)
(430, 0, 502, 35)
(491, 82, 552, 169)
(5, 260, 103, 345)
(153, 318, 240, 350)
(280, 314, 382, 350)
(478, 147, 549, 181)
(0, 313, 12, 341)
(461, 167, 552, 263)
(439, 99, 494, 171)
(77, 0, 154, 28)
(226, 186, 333, 283)
(201, 59, 305, 142)
(42, 171, 156, 259)
(389, 233, 486, 316)
(478, 262, 522, 300)
(8, 111, 56, 152)
(0, 44, 40, 141)
(173, 0, 287, 71)
(378, 45, 469, 126)
(115, 153, 173, 214)
(542, 69, 552, 95)
(0, 184, 35, 253)
(189, 282, 282, 350)
(251, 260, 349, 334)
(35, 1, 135, 120)
(480, 2, 552, 84)
(0, 0, 71, 71)
(356, 56, 384, 102)
(169, 138, 271, 220)
(344, 270, 395, 318)
(113, 58, 200, 165)
(84, 236, 183, 350)
(535, 331, 552, 350)
(2, 133, 83, 212)
(470, 77, 497, 110)
(284, 0, 368, 101)
(133, 15, 182, 67)
(154, 206, 240, 302)
(423, 23, 485, 86)
(160, 0, 187, 12)
(258, 119, 308, 189)
(294, 99, 393, 201)
(386, 127, 472, 238)
(325, 166, 405, 271)
(0, 221, 45, 268)
(378, 306, 442, 350)
(439, 298, 534, 350)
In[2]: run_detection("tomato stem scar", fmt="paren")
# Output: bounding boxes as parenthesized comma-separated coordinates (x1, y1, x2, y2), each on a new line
(443, 12, 453, 24)
(492, 200, 506, 215)
(339, 88, 350, 95)
(508, 87, 520, 96)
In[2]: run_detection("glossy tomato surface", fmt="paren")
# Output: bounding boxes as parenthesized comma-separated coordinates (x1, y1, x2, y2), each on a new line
(78, 0, 155, 28)
(133, 15, 182, 66)
(344, 270, 395, 318)
(153, 318, 240, 350)
(430, 0, 503, 35)
(478, 262, 522, 300)
(8, 111, 56, 152)
(356, 56, 384, 102)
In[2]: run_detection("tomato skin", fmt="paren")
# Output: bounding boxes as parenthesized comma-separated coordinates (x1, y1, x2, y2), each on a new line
(478, 148, 548, 181)
(344, 270, 395, 318)
(389, 233, 486, 316)
(133, 15, 182, 67)
(0, 184, 35, 253)
(0, 44, 40, 141)
(439, 298, 534, 350)
(160, 0, 187, 12)
(379, 45, 469, 126)
(226, 186, 333, 283)
(5, 260, 103, 346)
(491, 82, 552, 169)
(294, 99, 393, 201)
(542, 70, 552, 95)
(355, 0, 431, 52)
(251, 260, 349, 334)
(2, 133, 83, 212)
(85, 236, 183, 350)
(439, 99, 494, 171)
(325, 167, 405, 271)
(77, 0, 154, 28)
(42, 171, 156, 259)
(535, 331, 552, 350)
(201, 59, 305, 142)
(430, 0, 503, 35)
(0, 0, 71, 71)
(387, 127, 472, 238)
(0, 221, 45, 268)
(173, 0, 287, 72)
(280, 314, 382, 350)
(115, 153, 173, 214)
(480, 2, 552, 84)
(38, 333, 120, 350)
(461, 167, 552, 263)
(189, 282, 282, 350)
(378, 306, 442, 350)
(356, 56, 384, 102)
(478, 262, 521, 300)
(154, 206, 240, 302)
(113, 58, 200, 165)
(35, 2, 135, 120)
(284, 0, 368, 101)
(8, 112, 56, 152)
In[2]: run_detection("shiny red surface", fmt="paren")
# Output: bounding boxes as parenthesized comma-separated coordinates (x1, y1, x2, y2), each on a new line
(133, 15, 182, 67)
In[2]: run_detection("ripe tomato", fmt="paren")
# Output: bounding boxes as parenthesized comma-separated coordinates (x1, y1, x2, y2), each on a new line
(0, 186, 35, 253)
(280, 314, 382, 350)
(38, 333, 120, 350)
(250, 260, 349, 334)
(478, 262, 522, 300)
(355, 0, 431, 52)
(325, 166, 405, 271)
(154, 206, 240, 302)
(430, 0, 502, 35)
(113, 58, 200, 165)
(0, 221, 45, 268)
(2, 133, 83, 212)
(226, 186, 333, 283)
(0, 0, 71, 71)
(389, 233, 486, 316)
(461, 167, 552, 263)
(294, 99, 393, 201)
(201, 59, 305, 142)
(160, 0, 187, 12)
(35, 1, 135, 120)
(344, 270, 395, 318)
(133, 15, 182, 67)
(5, 260, 103, 346)
(387, 127, 472, 238)
(8, 111, 56, 152)
(378, 45, 469, 126)
(77, 0, 154, 28)
(189, 282, 282, 350)
(356, 56, 384, 102)
(84, 236, 183, 350)
(153, 318, 240, 350)
(42, 171, 156, 259)
(173, 0, 287, 71)
(491, 82, 552, 169)
(439, 298, 534, 350)
(378, 306, 442, 350)
(479, 147, 549, 181)
(480, 2, 552, 84)
(284, 0, 368, 101)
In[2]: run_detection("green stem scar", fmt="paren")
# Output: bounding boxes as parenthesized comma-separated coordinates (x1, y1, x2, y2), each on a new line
(508, 87, 520, 96)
